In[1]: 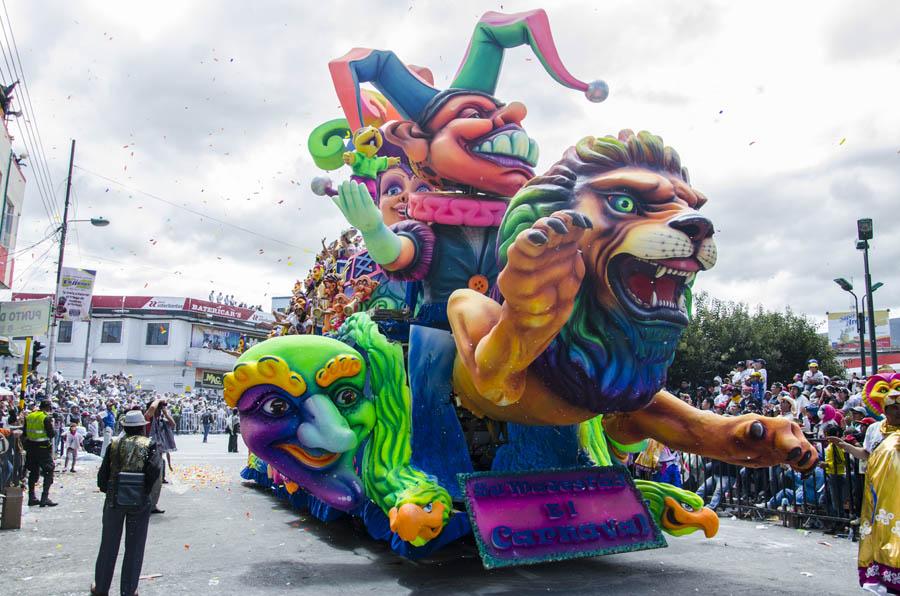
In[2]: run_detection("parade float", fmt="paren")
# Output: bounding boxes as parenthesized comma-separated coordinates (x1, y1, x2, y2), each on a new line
(228, 8, 819, 567)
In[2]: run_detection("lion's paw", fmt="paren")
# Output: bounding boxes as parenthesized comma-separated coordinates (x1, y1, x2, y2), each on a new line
(736, 415, 818, 472)
(499, 210, 590, 331)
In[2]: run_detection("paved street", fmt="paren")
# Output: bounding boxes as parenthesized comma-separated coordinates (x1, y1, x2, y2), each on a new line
(2, 434, 862, 595)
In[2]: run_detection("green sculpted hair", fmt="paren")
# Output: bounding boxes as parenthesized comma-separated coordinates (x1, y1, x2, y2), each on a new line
(498, 129, 689, 267)
(337, 314, 451, 539)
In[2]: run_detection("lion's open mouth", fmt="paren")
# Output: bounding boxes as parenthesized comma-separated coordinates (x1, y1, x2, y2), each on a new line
(277, 442, 341, 469)
(609, 255, 698, 326)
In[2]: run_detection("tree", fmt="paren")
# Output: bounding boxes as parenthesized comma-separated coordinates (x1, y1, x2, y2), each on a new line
(667, 292, 844, 388)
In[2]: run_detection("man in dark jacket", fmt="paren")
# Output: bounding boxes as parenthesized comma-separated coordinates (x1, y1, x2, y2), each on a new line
(92, 409, 162, 596)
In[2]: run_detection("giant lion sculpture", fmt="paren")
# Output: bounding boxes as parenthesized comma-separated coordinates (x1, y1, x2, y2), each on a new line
(450, 130, 818, 472)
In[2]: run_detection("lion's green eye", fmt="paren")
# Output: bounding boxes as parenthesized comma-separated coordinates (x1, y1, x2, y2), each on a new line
(608, 195, 636, 214)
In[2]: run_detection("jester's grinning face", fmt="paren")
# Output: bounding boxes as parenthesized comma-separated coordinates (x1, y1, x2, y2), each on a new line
(387, 93, 539, 197)
(227, 346, 376, 511)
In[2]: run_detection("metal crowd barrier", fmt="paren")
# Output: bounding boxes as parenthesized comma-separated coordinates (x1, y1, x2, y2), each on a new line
(173, 411, 229, 434)
(0, 428, 24, 490)
(630, 444, 863, 540)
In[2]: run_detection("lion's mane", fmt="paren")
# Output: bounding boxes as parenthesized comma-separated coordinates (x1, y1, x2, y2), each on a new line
(497, 130, 692, 414)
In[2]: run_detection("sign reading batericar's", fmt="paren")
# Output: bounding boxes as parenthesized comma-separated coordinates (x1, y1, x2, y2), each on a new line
(0, 299, 52, 337)
(197, 369, 225, 389)
(459, 466, 665, 569)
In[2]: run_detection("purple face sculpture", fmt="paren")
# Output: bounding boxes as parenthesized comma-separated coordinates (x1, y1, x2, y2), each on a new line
(224, 337, 376, 511)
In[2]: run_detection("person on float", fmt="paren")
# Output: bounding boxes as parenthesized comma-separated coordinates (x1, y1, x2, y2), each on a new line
(323, 9, 607, 495)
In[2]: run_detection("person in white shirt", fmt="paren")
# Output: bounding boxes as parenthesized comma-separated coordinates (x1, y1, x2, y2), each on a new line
(731, 361, 749, 386)
(751, 359, 768, 389)
(802, 359, 825, 390)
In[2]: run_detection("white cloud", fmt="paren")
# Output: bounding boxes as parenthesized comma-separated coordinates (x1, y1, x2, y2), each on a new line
(2, 0, 898, 322)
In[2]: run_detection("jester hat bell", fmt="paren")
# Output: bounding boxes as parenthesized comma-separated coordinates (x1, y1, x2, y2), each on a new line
(329, 8, 608, 132)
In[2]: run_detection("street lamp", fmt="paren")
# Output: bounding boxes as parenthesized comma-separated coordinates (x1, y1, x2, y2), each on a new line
(833, 278, 867, 376)
(45, 140, 111, 397)
(857, 218, 878, 370)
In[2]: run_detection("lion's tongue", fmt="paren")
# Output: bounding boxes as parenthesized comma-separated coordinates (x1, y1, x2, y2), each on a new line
(626, 271, 678, 305)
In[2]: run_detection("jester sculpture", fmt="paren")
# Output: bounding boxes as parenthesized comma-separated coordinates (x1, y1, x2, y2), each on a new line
(235, 8, 818, 557)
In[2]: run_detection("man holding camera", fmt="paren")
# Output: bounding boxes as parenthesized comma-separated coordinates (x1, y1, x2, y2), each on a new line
(92, 409, 162, 596)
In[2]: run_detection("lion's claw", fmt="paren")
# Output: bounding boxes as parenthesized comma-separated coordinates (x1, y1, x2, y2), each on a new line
(562, 210, 592, 229)
(546, 217, 568, 234)
(749, 420, 766, 440)
(527, 230, 549, 245)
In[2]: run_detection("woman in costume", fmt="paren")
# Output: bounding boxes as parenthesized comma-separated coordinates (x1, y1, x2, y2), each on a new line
(856, 372, 900, 593)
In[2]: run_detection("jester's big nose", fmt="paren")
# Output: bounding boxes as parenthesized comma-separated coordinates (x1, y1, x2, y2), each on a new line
(297, 394, 358, 453)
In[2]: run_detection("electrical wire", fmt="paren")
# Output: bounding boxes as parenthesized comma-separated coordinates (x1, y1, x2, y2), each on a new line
(0, 0, 60, 222)
(75, 165, 309, 250)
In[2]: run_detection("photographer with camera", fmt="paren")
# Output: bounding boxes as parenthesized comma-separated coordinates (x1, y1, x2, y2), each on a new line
(92, 409, 162, 596)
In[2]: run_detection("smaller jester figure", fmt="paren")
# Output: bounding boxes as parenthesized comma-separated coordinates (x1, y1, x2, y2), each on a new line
(342, 126, 401, 197)
(225, 314, 453, 546)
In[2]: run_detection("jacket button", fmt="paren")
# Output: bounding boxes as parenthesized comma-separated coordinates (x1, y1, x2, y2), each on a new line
(467, 275, 489, 294)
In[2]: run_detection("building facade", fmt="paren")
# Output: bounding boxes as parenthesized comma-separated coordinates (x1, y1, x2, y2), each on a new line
(0, 111, 26, 289)
(6, 294, 273, 393)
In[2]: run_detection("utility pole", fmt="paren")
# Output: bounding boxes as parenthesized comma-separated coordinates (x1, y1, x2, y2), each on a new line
(45, 139, 75, 398)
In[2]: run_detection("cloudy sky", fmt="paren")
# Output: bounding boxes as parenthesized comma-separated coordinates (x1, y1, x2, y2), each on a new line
(0, 0, 898, 328)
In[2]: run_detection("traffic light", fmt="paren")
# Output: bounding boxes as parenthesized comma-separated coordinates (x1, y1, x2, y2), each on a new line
(31, 340, 45, 371)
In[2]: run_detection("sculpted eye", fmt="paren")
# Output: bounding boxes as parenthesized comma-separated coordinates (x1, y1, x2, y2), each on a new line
(416, 183, 432, 192)
(333, 388, 359, 408)
(608, 194, 636, 214)
(261, 396, 291, 417)
(385, 185, 402, 196)
(459, 108, 483, 119)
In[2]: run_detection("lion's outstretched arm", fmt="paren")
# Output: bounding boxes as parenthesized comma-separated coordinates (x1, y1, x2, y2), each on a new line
(603, 390, 818, 472)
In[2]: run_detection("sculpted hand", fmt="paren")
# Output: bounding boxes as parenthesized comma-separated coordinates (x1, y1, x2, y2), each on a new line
(334, 180, 401, 265)
(387, 156, 401, 167)
(335, 181, 383, 233)
(342, 152, 356, 166)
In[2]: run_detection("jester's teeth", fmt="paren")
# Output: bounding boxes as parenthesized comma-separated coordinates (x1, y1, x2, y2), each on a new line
(473, 132, 540, 166)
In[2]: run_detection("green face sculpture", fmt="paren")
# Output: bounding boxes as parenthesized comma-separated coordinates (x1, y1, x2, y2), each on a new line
(225, 335, 376, 511)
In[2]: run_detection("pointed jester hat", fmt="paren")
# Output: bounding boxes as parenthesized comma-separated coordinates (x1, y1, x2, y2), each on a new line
(329, 8, 608, 132)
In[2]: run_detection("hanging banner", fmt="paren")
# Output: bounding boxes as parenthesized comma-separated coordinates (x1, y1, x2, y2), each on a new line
(56, 267, 97, 322)
(0, 298, 51, 337)
(827, 309, 891, 351)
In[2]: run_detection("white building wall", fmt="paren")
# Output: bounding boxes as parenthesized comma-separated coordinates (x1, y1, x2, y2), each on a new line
(1, 316, 241, 393)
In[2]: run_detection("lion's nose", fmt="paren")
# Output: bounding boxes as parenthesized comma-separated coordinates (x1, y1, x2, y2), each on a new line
(668, 215, 713, 242)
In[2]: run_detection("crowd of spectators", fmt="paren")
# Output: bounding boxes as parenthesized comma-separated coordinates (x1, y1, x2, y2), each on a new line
(634, 358, 891, 536)
(207, 290, 262, 311)
(0, 369, 233, 445)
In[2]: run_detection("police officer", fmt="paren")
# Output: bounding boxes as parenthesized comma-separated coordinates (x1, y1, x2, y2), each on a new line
(24, 399, 58, 507)
(92, 409, 162, 596)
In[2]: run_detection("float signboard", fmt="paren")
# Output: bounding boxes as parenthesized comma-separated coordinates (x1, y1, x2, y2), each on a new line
(459, 466, 666, 569)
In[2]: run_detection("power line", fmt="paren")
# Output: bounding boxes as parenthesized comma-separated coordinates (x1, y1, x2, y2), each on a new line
(0, 3, 59, 226)
(1, 0, 58, 216)
(0, 56, 57, 225)
(75, 165, 310, 250)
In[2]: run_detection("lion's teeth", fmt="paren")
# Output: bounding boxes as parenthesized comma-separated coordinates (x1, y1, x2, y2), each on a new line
(655, 266, 665, 278)
(651, 291, 658, 308)
(679, 294, 686, 311)
(686, 272, 696, 284)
